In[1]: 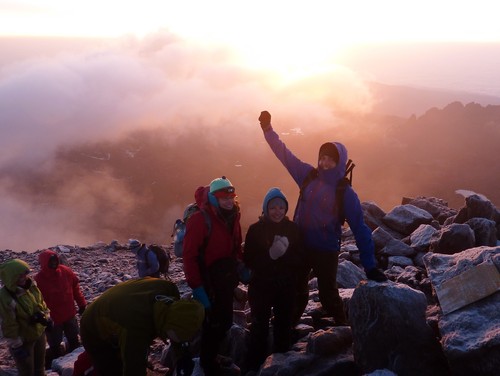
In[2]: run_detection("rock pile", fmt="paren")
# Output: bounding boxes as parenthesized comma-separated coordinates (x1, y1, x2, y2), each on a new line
(0, 193, 499, 376)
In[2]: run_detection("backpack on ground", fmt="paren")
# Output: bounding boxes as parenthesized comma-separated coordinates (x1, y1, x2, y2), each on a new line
(171, 186, 212, 257)
(147, 244, 171, 274)
(294, 159, 355, 226)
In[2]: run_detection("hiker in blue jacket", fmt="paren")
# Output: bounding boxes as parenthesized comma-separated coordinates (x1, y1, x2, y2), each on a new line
(258, 110, 387, 326)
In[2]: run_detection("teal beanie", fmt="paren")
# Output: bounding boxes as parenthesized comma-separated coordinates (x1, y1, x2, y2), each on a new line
(209, 176, 234, 194)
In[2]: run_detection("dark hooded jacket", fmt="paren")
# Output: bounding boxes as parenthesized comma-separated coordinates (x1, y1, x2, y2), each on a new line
(264, 128, 376, 271)
(243, 187, 303, 284)
(0, 259, 49, 347)
(35, 249, 87, 325)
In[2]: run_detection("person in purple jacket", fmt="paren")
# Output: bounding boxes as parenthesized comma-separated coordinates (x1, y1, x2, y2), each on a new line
(258, 110, 387, 326)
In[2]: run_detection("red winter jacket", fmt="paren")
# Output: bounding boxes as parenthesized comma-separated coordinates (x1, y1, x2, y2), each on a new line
(34, 250, 87, 325)
(183, 188, 243, 289)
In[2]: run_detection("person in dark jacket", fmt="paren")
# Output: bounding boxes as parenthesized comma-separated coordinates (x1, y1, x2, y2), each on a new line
(183, 176, 243, 376)
(80, 278, 204, 376)
(128, 239, 160, 278)
(0, 259, 51, 376)
(243, 187, 303, 373)
(35, 249, 87, 363)
(258, 110, 387, 326)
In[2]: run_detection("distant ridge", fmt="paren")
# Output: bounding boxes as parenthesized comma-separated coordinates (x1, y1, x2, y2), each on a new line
(368, 81, 500, 117)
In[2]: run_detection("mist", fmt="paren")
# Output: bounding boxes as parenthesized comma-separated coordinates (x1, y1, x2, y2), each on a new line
(1, 33, 498, 251)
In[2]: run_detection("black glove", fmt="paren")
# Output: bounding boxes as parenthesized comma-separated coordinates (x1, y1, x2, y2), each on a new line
(46, 318, 54, 331)
(78, 305, 86, 315)
(237, 260, 251, 285)
(11, 345, 29, 360)
(258, 111, 271, 131)
(366, 268, 388, 282)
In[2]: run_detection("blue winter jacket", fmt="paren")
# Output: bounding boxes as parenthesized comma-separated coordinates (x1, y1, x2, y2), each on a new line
(264, 127, 376, 271)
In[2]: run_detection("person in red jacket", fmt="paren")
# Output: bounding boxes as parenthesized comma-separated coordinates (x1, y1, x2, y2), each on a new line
(183, 176, 243, 376)
(35, 249, 87, 364)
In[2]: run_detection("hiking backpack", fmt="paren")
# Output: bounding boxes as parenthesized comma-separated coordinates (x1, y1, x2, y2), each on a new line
(171, 186, 212, 257)
(294, 159, 355, 226)
(147, 244, 171, 274)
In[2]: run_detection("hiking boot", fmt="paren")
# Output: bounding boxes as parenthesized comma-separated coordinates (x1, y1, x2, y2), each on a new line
(216, 355, 241, 376)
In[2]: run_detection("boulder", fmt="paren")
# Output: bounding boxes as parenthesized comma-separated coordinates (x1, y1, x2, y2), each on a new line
(423, 246, 500, 376)
(349, 281, 449, 375)
(382, 204, 434, 235)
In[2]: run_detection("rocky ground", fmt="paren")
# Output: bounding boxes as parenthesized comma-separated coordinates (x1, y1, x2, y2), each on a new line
(0, 241, 185, 375)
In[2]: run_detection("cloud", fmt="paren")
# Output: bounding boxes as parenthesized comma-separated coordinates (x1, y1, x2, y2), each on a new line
(0, 31, 374, 250)
(0, 32, 372, 171)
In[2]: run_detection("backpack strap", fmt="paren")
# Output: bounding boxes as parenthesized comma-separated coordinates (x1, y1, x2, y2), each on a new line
(293, 168, 318, 220)
(345, 159, 355, 185)
(196, 208, 212, 289)
(336, 177, 350, 227)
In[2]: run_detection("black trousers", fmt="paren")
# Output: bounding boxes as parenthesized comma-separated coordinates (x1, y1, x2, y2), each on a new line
(246, 278, 295, 371)
(295, 250, 345, 321)
(200, 257, 238, 376)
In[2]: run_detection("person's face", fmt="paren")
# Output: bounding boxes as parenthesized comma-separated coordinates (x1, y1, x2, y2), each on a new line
(268, 203, 286, 223)
(48, 255, 59, 269)
(318, 155, 337, 170)
(17, 270, 29, 286)
(218, 196, 235, 210)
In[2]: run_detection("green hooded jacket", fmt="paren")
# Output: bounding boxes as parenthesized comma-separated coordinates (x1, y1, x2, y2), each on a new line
(80, 278, 204, 376)
(0, 259, 49, 347)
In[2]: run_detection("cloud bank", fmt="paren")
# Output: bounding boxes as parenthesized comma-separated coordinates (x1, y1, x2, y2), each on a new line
(0, 32, 373, 250)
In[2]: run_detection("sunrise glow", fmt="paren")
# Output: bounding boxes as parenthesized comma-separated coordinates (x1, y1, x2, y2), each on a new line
(2, 0, 500, 83)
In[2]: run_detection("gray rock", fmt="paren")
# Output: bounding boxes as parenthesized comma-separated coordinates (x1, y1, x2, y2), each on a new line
(429, 223, 475, 254)
(410, 224, 439, 252)
(382, 204, 434, 235)
(423, 246, 500, 376)
(466, 217, 498, 246)
(349, 281, 449, 375)
(380, 238, 416, 257)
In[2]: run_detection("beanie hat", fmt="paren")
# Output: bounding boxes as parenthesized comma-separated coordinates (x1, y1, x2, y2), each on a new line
(209, 176, 236, 198)
(318, 142, 339, 164)
(128, 239, 142, 251)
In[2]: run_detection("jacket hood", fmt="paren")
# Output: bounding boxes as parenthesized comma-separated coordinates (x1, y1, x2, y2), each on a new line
(38, 249, 59, 272)
(317, 142, 348, 184)
(0, 259, 30, 291)
(262, 187, 288, 217)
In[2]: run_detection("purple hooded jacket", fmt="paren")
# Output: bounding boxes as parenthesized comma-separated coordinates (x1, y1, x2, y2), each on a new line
(263, 127, 376, 271)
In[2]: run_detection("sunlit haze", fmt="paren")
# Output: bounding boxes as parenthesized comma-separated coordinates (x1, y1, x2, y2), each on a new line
(1, 1, 500, 251)
(2, 1, 500, 80)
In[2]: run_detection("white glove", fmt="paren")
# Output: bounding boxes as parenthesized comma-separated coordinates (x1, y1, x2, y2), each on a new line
(269, 235, 289, 260)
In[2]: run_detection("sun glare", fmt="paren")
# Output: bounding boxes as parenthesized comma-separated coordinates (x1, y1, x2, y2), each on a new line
(2, 0, 500, 83)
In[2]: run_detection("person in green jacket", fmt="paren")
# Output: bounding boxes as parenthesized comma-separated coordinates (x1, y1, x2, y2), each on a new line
(80, 277, 205, 376)
(0, 259, 52, 376)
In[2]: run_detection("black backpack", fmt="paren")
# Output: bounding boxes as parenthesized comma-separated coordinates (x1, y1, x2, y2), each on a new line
(294, 159, 355, 225)
(147, 244, 171, 274)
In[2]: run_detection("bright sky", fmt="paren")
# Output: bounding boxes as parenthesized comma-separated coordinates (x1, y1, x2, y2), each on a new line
(2, 0, 500, 75)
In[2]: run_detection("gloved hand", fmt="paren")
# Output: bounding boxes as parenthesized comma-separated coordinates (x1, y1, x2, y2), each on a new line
(366, 268, 388, 282)
(237, 260, 251, 285)
(269, 235, 289, 260)
(78, 305, 86, 315)
(192, 286, 211, 309)
(259, 111, 272, 131)
(11, 345, 29, 360)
